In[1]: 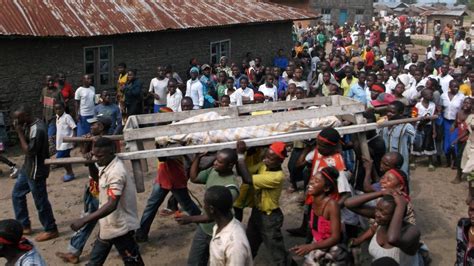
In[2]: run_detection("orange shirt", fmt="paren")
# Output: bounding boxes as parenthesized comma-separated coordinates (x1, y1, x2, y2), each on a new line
(305, 149, 346, 205)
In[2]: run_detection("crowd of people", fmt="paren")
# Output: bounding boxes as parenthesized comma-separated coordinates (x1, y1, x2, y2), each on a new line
(3, 17, 474, 266)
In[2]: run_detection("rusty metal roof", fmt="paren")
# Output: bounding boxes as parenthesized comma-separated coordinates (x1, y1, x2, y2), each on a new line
(0, 0, 319, 37)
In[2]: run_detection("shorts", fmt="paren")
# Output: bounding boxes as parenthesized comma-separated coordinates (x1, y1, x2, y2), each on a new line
(56, 149, 71, 158)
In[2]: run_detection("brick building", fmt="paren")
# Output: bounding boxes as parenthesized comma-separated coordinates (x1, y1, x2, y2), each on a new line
(269, 0, 374, 25)
(0, 0, 316, 114)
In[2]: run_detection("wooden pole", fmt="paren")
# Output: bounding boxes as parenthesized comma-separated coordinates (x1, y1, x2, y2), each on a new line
(46, 115, 437, 165)
(63, 135, 124, 143)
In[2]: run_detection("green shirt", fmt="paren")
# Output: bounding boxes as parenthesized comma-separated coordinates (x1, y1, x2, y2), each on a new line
(216, 84, 227, 99)
(196, 168, 239, 235)
(441, 39, 453, 56)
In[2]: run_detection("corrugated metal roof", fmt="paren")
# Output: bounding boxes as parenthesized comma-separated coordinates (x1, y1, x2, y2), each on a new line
(423, 10, 468, 17)
(0, 0, 319, 37)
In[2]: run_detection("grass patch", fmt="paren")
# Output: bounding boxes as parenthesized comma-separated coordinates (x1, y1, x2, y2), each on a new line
(412, 38, 431, 47)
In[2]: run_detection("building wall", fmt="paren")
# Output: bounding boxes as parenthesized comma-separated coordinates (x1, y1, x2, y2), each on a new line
(426, 16, 463, 34)
(0, 22, 292, 116)
(310, 0, 374, 24)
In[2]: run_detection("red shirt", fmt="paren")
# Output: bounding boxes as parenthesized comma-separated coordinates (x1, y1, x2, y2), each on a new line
(155, 158, 188, 190)
(55, 82, 74, 102)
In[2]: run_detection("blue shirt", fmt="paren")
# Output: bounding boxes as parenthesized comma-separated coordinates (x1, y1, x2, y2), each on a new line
(347, 83, 368, 105)
(381, 123, 416, 176)
(200, 75, 216, 108)
(276, 76, 288, 98)
(273, 56, 289, 70)
(94, 103, 122, 135)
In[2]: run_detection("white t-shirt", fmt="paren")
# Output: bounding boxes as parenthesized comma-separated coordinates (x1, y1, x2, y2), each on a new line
(236, 87, 254, 101)
(186, 79, 204, 108)
(289, 79, 308, 91)
(56, 113, 76, 151)
(441, 92, 465, 120)
(149, 77, 169, 105)
(74, 86, 96, 116)
(98, 157, 139, 240)
(455, 39, 467, 59)
(166, 89, 183, 112)
(258, 84, 278, 101)
(439, 74, 454, 94)
(225, 88, 243, 106)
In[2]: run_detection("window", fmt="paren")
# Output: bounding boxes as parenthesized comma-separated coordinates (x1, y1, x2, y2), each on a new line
(321, 9, 331, 24)
(355, 9, 364, 23)
(84, 45, 113, 88)
(210, 40, 230, 65)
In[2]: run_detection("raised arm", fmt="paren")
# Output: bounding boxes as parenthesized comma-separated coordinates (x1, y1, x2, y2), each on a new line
(236, 141, 253, 184)
(387, 193, 421, 255)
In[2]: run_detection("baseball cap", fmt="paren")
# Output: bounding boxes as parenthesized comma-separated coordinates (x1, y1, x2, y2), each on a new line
(201, 64, 211, 70)
(87, 115, 112, 128)
(371, 93, 395, 107)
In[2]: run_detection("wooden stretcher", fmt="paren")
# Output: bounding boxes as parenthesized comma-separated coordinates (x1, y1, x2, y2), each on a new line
(45, 96, 432, 193)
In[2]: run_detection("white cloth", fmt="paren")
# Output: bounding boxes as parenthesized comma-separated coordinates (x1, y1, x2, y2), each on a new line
(225, 88, 243, 106)
(74, 86, 96, 116)
(289, 79, 309, 91)
(384, 77, 397, 93)
(404, 62, 416, 70)
(56, 113, 76, 151)
(455, 39, 467, 59)
(186, 79, 204, 108)
(441, 92, 465, 120)
(98, 157, 139, 240)
(149, 77, 169, 105)
(415, 101, 435, 125)
(210, 218, 253, 266)
(439, 74, 454, 94)
(369, 229, 419, 266)
(166, 89, 183, 112)
(258, 84, 278, 101)
(236, 87, 254, 101)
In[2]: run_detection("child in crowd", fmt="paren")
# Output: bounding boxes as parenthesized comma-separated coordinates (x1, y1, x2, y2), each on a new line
(258, 74, 278, 101)
(412, 89, 437, 171)
(54, 103, 76, 182)
(176, 149, 239, 266)
(290, 167, 348, 264)
(286, 83, 297, 101)
(236, 141, 293, 265)
(452, 98, 472, 183)
(380, 101, 416, 176)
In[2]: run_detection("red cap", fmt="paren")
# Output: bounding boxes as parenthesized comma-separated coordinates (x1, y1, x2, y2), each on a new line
(269, 142, 286, 159)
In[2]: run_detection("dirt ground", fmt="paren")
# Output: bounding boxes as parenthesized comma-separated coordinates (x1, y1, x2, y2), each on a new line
(0, 43, 464, 265)
(0, 141, 468, 265)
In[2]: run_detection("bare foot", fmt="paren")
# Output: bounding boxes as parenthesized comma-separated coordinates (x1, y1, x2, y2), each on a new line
(55, 252, 80, 264)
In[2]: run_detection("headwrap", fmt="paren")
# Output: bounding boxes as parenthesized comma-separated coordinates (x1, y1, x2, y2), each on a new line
(317, 127, 341, 147)
(387, 169, 410, 201)
(321, 168, 340, 201)
(159, 107, 173, 113)
(253, 93, 265, 102)
(371, 84, 385, 93)
(269, 142, 286, 159)
(189, 67, 199, 74)
(0, 236, 32, 251)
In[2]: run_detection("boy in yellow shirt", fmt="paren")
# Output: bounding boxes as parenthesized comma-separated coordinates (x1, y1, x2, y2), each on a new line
(236, 141, 292, 265)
